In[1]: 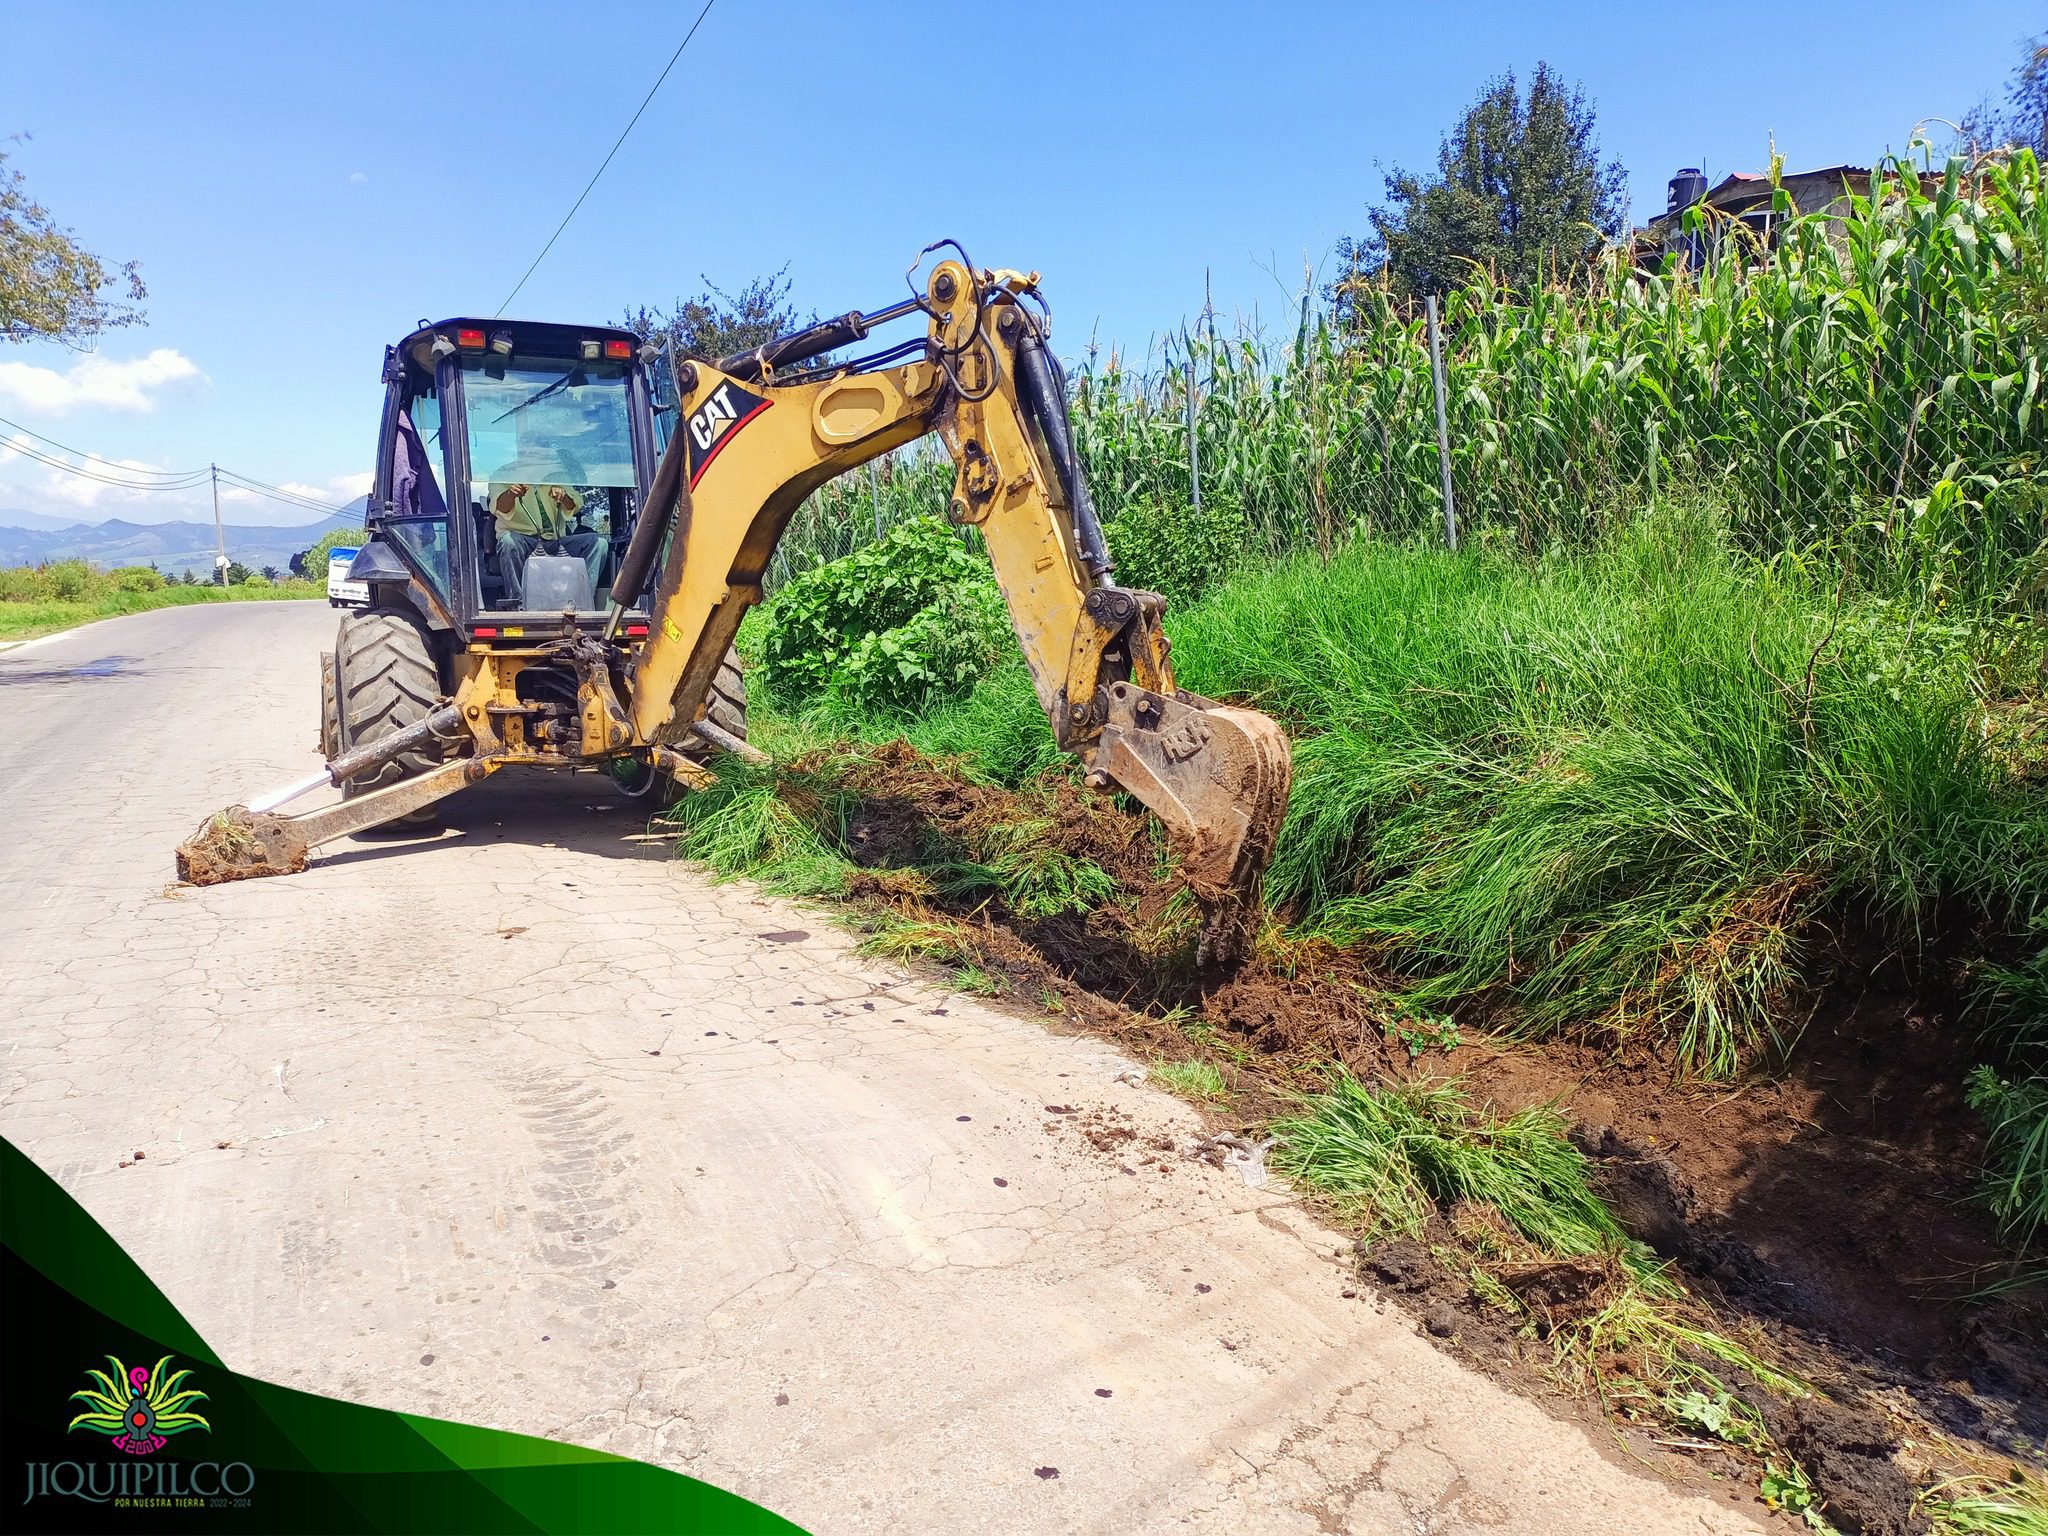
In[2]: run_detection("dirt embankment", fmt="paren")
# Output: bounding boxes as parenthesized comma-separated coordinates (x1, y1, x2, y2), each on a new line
(781, 741, 2046, 1527)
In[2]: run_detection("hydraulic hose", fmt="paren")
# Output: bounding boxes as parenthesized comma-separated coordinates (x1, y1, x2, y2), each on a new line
(607, 431, 688, 631)
(1011, 328, 1114, 584)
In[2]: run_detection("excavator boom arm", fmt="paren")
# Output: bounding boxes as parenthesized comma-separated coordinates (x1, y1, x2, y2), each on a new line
(624, 252, 1291, 962)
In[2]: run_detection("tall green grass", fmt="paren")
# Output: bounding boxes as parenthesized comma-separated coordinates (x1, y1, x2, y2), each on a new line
(815, 510, 2045, 1074)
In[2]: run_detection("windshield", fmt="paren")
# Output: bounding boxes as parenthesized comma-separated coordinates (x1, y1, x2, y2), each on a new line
(460, 356, 636, 497)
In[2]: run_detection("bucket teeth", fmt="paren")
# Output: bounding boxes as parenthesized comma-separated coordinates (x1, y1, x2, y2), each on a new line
(1095, 687, 1293, 968)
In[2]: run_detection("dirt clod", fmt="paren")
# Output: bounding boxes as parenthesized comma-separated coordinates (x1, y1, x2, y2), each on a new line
(1495, 1254, 1622, 1334)
(1757, 1395, 1927, 1536)
(175, 807, 308, 885)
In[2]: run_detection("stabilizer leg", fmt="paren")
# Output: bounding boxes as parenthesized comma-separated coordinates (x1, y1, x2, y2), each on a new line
(176, 756, 498, 886)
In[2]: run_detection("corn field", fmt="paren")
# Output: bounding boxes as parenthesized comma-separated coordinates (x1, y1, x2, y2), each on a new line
(778, 149, 2046, 610)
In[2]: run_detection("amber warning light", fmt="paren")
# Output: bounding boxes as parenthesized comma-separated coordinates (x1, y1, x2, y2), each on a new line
(605, 339, 632, 359)
(456, 328, 486, 350)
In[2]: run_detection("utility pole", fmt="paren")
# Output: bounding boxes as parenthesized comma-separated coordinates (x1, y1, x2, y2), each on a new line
(209, 463, 230, 585)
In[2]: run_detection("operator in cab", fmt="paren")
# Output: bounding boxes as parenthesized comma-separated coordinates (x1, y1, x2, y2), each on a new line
(487, 477, 606, 606)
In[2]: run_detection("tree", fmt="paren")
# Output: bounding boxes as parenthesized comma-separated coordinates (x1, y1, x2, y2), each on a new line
(621, 266, 805, 363)
(1964, 34, 2047, 154)
(223, 560, 253, 585)
(299, 526, 364, 576)
(0, 140, 146, 346)
(260, 565, 281, 582)
(1331, 63, 1627, 308)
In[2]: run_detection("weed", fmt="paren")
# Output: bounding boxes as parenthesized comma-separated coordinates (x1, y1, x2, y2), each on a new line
(936, 817, 1118, 920)
(1965, 1066, 2048, 1248)
(1275, 1073, 1806, 1421)
(949, 965, 1002, 997)
(854, 912, 976, 968)
(1663, 1389, 1767, 1451)
(1924, 1470, 2048, 1536)
(1272, 1075, 1627, 1254)
(1155, 1060, 1228, 1103)
(1762, 1460, 1834, 1532)
(1390, 1012, 1461, 1060)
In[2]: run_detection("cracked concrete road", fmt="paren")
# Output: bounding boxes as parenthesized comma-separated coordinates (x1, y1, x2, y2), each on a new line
(1, 604, 1769, 1535)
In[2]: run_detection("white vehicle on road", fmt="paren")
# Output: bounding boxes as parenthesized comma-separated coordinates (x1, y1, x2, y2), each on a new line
(326, 545, 368, 608)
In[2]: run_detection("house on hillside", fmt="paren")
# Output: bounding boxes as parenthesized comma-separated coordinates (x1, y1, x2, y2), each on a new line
(1634, 164, 1881, 271)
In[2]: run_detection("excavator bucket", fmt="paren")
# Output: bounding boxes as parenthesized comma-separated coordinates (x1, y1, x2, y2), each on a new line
(1095, 684, 1293, 966)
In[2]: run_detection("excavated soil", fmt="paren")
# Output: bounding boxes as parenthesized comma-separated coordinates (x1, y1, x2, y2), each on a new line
(174, 807, 309, 885)
(782, 742, 2046, 1527)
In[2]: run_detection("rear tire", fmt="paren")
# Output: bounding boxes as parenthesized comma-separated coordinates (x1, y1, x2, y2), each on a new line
(691, 650, 749, 756)
(334, 610, 445, 817)
(649, 646, 748, 808)
(318, 649, 339, 759)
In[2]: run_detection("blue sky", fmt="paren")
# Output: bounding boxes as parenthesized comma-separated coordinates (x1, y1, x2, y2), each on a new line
(1, 0, 2036, 525)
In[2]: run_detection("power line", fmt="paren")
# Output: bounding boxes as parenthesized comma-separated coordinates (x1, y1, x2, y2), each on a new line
(0, 439, 212, 491)
(216, 468, 350, 513)
(0, 410, 210, 480)
(493, 0, 717, 318)
(0, 429, 347, 512)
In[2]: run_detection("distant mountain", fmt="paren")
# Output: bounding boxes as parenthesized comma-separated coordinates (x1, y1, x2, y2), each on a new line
(0, 499, 369, 577)
(0, 507, 90, 531)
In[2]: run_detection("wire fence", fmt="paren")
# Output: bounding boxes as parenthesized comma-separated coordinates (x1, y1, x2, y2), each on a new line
(775, 148, 2046, 615)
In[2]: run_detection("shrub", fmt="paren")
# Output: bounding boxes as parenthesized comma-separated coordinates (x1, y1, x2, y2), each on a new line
(44, 559, 94, 600)
(1104, 490, 1252, 606)
(110, 565, 163, 592)
(826, 580, 1009, 716)
(0, 566, 45, 601)
(757, 517, 1008, 712)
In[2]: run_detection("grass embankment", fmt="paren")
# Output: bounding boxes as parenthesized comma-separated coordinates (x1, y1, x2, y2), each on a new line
(766, 516, 2046, 1070)
(0, 562, 321, 641)
(678, 519, 2046, 1531)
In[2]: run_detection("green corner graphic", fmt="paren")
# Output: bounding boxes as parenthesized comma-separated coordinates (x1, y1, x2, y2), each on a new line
(1, 1137, 805, 1534)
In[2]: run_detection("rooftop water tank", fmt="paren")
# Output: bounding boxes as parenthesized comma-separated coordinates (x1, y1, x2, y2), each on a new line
(1667, 167, 1708, 216)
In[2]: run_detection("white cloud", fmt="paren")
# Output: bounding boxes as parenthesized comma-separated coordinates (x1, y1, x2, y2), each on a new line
(348, 171, 368, 184)
(0, 432, 193, 510)
(0, 348, 204, 414)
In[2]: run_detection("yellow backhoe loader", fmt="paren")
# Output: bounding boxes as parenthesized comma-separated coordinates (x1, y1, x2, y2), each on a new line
(178, 244, 1291, 962)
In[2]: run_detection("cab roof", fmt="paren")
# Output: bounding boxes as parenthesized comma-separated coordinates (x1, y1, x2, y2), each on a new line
(396, 318, 646, 378)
